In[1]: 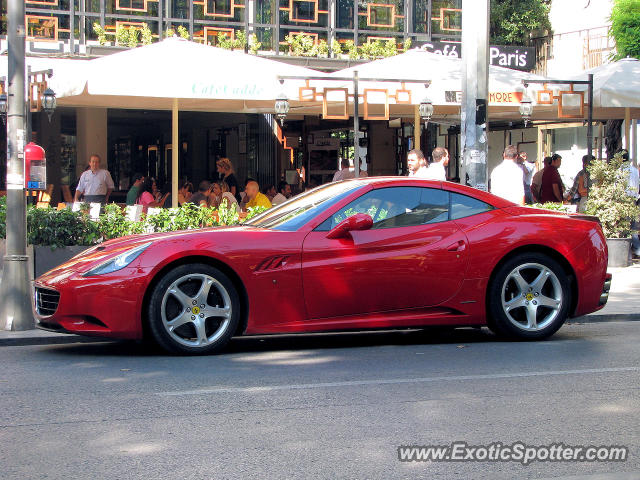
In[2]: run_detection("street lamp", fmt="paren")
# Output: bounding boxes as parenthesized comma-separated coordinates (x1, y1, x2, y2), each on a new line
(519, 94, 534, 127)
(0, 92, 7, 125)
(419, 97, 434, 126)
(274, 93, 290, 124)
(42, 87, 57, 122)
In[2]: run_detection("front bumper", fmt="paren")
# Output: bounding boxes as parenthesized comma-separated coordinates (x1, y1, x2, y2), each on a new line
(34, 266, 153, 340)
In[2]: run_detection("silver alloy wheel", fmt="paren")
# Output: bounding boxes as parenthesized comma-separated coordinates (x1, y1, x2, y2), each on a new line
(160, 273, 232, 348)
(500, 262, 563, 332)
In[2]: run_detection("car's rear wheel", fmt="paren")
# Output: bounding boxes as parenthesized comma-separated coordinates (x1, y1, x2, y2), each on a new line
(147, 264, 240, 354)
(487, 253, 571, 340)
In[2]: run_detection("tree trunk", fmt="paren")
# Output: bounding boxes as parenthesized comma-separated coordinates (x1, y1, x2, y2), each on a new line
(604, 119, 623, 160)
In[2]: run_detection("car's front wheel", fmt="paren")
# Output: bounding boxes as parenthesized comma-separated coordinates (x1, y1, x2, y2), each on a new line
(147, 263, 240, 354)
(487, 253, 571, 340)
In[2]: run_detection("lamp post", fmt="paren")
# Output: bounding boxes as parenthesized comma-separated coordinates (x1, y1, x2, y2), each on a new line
(419, 97, 434, 127)
(274, 92, 290, 124)
(42, 88, 57, 122)
(519, 94, 533, 127)
(1, 0, 32, 331)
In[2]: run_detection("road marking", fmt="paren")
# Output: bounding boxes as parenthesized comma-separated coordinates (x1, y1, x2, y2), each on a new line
(157, 366, 640, 396)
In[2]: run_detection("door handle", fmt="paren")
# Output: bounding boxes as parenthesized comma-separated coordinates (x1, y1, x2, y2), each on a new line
(447, 240, 466, 252)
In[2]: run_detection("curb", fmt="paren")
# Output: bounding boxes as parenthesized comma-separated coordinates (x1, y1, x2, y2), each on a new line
(0, 332, 108, 347)
(568, 313, 640, 323)
(1, 314, 639, 347)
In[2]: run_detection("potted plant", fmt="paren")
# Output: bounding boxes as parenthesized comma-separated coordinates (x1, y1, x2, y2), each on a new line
(585, 152, 640, 267)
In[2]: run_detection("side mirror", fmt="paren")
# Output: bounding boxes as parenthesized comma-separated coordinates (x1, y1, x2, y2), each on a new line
(326, 213, 373, 239)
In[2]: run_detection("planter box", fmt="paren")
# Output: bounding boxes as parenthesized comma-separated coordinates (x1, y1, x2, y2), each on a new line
(0, 239, 35, 280)
(34, 245, 92, 278)
(86, 44, 128, 56)
(606, 238, 631, 268)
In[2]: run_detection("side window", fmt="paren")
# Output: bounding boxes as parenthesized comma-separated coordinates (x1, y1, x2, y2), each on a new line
(317, 187, 450, 230)
(450, 192, 493, 220)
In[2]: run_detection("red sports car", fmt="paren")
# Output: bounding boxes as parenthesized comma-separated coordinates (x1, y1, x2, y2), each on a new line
(35, 178, 611, 354)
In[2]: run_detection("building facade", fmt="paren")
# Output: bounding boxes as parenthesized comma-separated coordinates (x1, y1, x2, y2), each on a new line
(5, 0, 462, 55)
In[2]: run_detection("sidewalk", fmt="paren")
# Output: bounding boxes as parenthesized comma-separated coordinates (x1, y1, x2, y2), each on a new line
(1, 261, 639, 346)
(571, 259, 640, 323)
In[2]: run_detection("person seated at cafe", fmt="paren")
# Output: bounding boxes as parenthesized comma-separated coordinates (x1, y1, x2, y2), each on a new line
(242, 180, 272, 210)
(189, 180, 212, 207)
(126, 173, 145, 206)
(162, 181, 174, 208)
(272, 181, 291, 206)
(136, 177, 169, 213)
(210, 181, 238, 209)
(262, 184, 277, 202)
(178, 181, 194, 206)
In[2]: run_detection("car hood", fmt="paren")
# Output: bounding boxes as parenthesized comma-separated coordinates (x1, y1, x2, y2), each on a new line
(37, 225, 270, 281)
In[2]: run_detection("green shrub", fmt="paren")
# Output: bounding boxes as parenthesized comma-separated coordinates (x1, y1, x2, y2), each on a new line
(0, 201, 272, 247)
(585, 152, 640, 238)
(27, 207, 100, 248)
(93, 22, 108, 45)
(141, 23, 153, 45)
(530, 202, 573, 213)
(609, 0, 640, 60)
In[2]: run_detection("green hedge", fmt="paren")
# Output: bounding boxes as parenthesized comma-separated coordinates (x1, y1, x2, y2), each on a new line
(0, 197, 267, 248)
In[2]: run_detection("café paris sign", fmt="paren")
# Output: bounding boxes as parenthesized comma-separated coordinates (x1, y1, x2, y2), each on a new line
(420, 41, 535, 72)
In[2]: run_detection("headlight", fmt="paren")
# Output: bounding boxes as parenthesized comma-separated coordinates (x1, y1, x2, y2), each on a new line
(83, 242, 152, 276)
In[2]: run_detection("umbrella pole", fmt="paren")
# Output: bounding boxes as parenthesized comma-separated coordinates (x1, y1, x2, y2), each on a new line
(414, 105, 421, 152)
(624, 107, 631, 153)
(172, 98, 179, 208)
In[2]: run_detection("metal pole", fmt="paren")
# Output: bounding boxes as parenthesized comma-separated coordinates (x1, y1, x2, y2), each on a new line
(460, 0, 489, 190)
(587, 73, 593, 160)
(353, 71, 360, 178)
(171, 98, 179, 208)
(1, 0, 33, 331)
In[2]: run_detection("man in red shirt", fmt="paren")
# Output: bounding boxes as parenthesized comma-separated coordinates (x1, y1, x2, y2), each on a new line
(540, 153, 564, 203)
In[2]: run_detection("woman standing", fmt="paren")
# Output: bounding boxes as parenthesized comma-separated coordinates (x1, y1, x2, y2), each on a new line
(216, 157, 241, 203)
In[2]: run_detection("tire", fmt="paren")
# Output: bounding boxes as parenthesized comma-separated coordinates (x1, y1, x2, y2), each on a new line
(487, 253, 571, 340)
(147, 263, 240, 355)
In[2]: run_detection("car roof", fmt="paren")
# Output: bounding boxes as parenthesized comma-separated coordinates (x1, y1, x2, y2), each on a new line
(342, 176, 515, 208)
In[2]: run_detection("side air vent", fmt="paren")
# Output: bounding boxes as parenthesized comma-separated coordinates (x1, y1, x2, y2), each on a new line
(255, 255, 289, 272)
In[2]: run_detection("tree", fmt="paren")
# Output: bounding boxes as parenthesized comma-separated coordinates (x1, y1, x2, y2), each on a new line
(490, 0, 552, 45)
(609, 0, 640, 60)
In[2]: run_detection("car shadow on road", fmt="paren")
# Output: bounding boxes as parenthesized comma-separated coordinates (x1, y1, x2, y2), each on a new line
(41, 326, 573, 358)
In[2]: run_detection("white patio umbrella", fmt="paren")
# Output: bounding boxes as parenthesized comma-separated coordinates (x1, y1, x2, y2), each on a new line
(328, 48, 550, 121)
(51, 37, 326, 206)
(574, 58, 640, 109)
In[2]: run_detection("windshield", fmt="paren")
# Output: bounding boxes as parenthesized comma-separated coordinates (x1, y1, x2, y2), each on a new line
(244, 180, 368, 231)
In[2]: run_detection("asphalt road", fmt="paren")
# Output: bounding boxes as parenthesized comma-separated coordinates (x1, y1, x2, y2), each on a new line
(0, 322, 639, 480)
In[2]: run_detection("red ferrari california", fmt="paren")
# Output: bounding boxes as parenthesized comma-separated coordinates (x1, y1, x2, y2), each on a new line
(35, 178, 611, 354)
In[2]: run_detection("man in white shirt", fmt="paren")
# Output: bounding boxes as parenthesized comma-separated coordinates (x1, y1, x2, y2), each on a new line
(490, 145, 525, 205)
(423, 147, 449, 181)
(407, 149, 429, 178)
(271, 181, 292, 205)
(74, 154, 115, 204)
